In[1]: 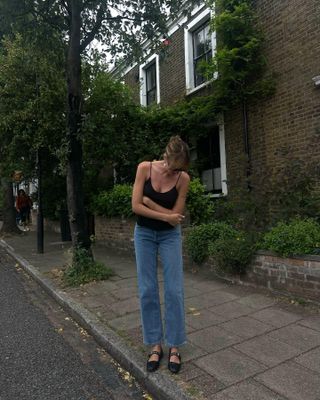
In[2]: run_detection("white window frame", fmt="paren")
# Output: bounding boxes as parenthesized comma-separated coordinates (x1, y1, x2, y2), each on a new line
(217, 119, 228, 197)
(139, 54, 160, 106)
(184, 8, 216, 95)
(192, 114, 227, 197)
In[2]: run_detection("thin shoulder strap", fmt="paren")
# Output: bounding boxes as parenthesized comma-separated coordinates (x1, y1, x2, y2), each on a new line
(175, 172, 182, 186)
(149, 162, 152, 179)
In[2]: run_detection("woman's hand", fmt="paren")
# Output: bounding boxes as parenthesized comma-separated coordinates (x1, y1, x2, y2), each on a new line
(166, 213, 185, 226)
(142, 196, 150, 207)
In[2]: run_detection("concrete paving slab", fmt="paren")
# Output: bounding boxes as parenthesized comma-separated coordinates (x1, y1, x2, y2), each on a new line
(194, 348, 266, 385)
(184, 277, 229, 293)
(186, 373, 225, 398)
(185, 291, 238, 310)
(108, 311, 142, 331)
(255, 361, 320, 400)
(181, 342, 208, 362)
(183, 286, 203, 299)
(211, 379, 287, 400)
(294, 346, 320, 373)
(298, 315, 320, 332)
(234, 335, 301, 366)
(209, 301, 256, 319)
(109, 286, 139, 300)
(236, 294, 276, 309)
(219, 316, 274, 339)
(186, 309, 227, 330)
(268, 324, 320, 351)
(109, 297, 140, 316)
(249, 307, 302, 328)
(177, 362, 205, 382)
(188, 326, 242, 352)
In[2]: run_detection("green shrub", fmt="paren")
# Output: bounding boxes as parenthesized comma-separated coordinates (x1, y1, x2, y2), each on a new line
(91, 184, 133, 218)
(186, 178, 215, 225)
(261, 218, 320, 257)
(63, 247, 114, 286)
(209, 231, 255, 274)
(185, 222, 237, 264)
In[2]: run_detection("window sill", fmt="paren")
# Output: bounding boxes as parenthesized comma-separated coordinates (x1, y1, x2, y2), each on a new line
(186, 80, 212, 96)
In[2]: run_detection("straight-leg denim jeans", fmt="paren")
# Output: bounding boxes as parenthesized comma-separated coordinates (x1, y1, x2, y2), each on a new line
(134, 224, 186, 347)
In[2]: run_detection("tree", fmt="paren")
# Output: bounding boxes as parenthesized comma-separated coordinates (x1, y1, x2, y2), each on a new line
(0, 32, 66, 234)
(1, 0, 196, 261)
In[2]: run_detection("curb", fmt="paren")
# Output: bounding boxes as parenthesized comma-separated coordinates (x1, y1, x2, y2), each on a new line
(0, 239, 191, 400)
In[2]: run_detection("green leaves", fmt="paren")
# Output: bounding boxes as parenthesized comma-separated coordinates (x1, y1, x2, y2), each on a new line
(261, 219, 320, 257)
(206, 0, 275, 105)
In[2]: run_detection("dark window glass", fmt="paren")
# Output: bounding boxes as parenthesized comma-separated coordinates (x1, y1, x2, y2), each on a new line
(196, 127, 222, 193)
(192, 22, 212, 87)
(145, 62, 157, 105)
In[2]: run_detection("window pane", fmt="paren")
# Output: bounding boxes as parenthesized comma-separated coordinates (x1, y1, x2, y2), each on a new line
(192, 21, 212, 87)
(197, 128, 222, 193)
(147, 88, 156, 105)
(146, 63, 156, 90)
(145, 62, 157, 106)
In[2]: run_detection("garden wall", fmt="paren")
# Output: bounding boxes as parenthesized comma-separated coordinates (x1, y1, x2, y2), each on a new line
(246, 251, 320, 302)
(94, 216, 136, 252)
(95, 216, 320, 302)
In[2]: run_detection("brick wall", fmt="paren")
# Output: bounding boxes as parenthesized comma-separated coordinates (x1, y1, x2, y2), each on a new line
(225, 0, 320, 188)
(123, 65, 140, 104)
(159, 28, 186, 106)
(247, 251, 320, 302)
(94, 216, 136, 252)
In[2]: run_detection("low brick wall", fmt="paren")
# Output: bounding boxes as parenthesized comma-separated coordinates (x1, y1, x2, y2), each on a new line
(94, 216, 136, 252)
(246, 251, 320, 301)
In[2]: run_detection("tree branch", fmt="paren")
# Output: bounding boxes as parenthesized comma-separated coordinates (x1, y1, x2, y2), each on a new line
(80, 6, 105, 52)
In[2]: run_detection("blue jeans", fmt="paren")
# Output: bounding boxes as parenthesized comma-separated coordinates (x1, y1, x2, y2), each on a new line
(134, 224, 186, 347)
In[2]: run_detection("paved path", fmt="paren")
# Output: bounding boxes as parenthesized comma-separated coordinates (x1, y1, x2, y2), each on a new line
(1, 229, 320, 400)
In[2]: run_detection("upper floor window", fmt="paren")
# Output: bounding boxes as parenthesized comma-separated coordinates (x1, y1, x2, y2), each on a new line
(146, 62, 157, 105)
(185, 8, 216, 94)
(139, 55, 160, 106)
(193, 23, 212, 87)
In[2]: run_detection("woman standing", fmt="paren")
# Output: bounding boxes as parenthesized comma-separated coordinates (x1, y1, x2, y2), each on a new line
(132, 136, 190, 374)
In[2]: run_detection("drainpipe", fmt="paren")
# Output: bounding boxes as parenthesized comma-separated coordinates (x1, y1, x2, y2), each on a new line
(242, 99, 252, 190)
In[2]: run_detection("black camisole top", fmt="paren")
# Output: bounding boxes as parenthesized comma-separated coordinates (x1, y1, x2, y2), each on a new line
(137, 162, 181, 231)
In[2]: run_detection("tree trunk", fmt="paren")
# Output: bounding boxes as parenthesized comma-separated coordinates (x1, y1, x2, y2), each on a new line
(0, 178, 21, 234)
(66, 0, 91, 251)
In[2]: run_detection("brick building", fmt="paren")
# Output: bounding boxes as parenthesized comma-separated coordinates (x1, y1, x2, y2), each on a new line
(116, 0, 320, 199)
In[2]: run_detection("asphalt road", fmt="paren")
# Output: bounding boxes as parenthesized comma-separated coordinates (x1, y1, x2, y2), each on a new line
(0, 248, 149, 400)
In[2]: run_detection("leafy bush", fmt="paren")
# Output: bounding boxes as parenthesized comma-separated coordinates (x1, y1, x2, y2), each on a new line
(186, 178, 215, 225)
(209, 231, 255, 274)
(91, 184, 133, 218)
(185, 222, 237, 264)
(261, 218, 320, 257)
(63, 247, 114, 286)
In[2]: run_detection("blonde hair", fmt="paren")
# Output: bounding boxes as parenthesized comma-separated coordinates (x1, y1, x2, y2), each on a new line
(164, 135, 190, 170)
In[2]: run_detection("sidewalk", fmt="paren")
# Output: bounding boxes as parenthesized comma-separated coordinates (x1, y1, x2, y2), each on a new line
(1, 228, 320, 400)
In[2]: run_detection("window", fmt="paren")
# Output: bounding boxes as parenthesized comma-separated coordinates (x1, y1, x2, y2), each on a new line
(191, 123, 227, 196)
(185, 9, 216, 93)
(139, 55, 160, 106)
(193, 23, 212, 87)
(145, 62, 157, 105)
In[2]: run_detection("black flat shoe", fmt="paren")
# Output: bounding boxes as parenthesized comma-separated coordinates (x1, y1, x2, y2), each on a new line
(146, 348, 163, 372)
(168, 349, 181, 374)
